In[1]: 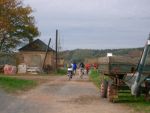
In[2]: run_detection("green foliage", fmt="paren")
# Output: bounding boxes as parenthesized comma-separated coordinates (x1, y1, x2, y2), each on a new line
(55, 68, 67, 75)
(61, 48, 143, 63)
(118, 91, 150, 113)
(0, 0, 39, 52)
(0, 76, 37, 93)
(89, 69, 100, 88)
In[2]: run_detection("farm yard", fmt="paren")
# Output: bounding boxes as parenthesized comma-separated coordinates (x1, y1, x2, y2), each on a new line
(0, 40, 150, 113)
(1, 0, 150, 113)
(0, 38, 149, 113)
(0, 70, 149, 113)
(0, 74, 137, 113)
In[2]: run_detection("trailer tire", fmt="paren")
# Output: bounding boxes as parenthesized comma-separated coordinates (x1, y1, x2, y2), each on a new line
(107, 83, 117, 102)
(100, 79, 108, 98)
(107, 84, 113, 102)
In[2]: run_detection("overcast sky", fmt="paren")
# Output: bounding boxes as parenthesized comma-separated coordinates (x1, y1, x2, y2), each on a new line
(24, 0, 150, 50)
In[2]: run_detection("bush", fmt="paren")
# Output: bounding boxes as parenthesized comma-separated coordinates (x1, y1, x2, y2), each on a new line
(56, 68, 67, 75)
(89, 69, 100, 88)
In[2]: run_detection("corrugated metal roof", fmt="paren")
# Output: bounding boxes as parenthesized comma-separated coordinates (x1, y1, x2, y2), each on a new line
(19, 39, 55, 52)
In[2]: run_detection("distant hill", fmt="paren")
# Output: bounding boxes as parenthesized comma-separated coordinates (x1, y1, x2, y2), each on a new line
(60, 47, 144, 63)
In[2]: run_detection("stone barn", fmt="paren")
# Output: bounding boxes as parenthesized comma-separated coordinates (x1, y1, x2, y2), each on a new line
(18, 39, 55, 72)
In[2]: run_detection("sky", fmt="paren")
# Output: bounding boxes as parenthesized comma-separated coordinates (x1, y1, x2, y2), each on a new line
(24, 0, 150, 50)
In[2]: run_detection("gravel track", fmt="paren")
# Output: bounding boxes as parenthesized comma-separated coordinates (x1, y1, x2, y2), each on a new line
(0, 75, 134, 113)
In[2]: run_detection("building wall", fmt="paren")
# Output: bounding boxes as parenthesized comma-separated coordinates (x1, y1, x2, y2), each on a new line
(58, 58, 64, 67)
(18, 51, 55, 68)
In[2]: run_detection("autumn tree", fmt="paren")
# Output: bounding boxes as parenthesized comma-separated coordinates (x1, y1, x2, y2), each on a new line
(0, 0, 39, 52)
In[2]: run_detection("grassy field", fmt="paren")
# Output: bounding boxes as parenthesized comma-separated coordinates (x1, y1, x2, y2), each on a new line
(89, 70, 150, 113)
(0, 76, 37, 93)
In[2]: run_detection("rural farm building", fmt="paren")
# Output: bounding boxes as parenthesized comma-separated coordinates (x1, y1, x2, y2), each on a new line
(18, 39, 55, 72)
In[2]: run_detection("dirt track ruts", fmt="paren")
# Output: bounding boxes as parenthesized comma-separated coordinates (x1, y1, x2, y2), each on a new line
(0, 75, 134, 113)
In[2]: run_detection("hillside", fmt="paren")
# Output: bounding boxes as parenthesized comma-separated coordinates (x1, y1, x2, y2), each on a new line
(60, 47, 144, 63)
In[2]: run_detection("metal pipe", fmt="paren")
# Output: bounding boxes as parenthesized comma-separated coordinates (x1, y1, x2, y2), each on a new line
(136, 34, 150, 83)
(131, 34, 150, 95)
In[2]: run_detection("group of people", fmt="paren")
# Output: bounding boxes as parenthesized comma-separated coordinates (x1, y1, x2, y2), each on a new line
(67, 62, 91, 79)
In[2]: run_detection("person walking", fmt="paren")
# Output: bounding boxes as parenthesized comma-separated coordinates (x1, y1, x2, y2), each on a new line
(85, 63, 90, 75)
(79, 62, 85, 78)
(73, 62, 77, 75)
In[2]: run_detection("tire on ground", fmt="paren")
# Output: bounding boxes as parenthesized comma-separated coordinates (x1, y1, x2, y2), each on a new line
(107, 83, 117, 102)
(100, 79, 108, 98)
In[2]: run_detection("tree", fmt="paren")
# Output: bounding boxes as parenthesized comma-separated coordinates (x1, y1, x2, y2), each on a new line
(0, 0, 39, 52)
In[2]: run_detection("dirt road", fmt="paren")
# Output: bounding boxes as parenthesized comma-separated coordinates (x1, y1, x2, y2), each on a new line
(0, 75, 134, 113)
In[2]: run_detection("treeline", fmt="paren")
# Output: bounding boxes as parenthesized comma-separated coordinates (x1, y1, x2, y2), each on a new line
(61, 47, 144, 63)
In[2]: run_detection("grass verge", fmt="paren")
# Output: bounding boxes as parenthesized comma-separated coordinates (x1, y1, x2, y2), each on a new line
(89, 70, 150, 113)
(89, 69, 100, 88)
(55, 68, 67, 75)
(118, 92, 150, 113)
(0, 76, 37, 93)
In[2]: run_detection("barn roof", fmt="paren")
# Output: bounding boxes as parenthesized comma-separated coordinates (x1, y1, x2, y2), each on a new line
(19, 39, 55, 52)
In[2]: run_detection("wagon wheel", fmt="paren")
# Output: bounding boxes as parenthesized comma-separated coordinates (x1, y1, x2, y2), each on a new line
(107, 84, 117, 102)
(107, 84, 113, 102)
(100, 79, 108, 98)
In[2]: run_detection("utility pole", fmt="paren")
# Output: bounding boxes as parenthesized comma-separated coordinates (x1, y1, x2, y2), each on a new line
(42, 38, 51, 70)
(55, 29, 58, 71)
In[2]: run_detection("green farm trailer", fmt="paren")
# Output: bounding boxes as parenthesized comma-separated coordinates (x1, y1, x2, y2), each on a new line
(99, 36, 150, 102)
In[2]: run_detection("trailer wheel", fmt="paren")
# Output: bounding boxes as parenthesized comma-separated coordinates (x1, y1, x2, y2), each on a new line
(100, 79, 108, 98)
(107, 84, 117, 102)
(107, 84, 113, 102)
